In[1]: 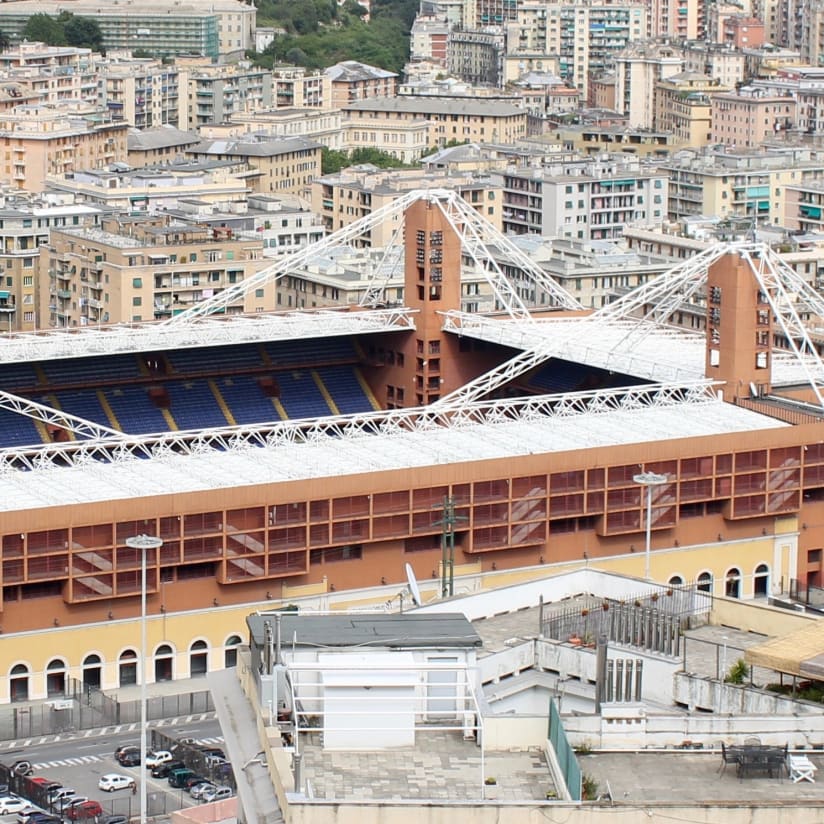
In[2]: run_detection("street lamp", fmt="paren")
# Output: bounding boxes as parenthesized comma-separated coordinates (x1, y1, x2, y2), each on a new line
(633, 471, 668, 581)
(126, 534, 163, 824)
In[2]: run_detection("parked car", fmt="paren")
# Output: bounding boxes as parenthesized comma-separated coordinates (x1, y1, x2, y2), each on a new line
(100, 816, 128, 824)
(58, 796, 88, 813)
(151, 760, 184, 779)
(98, 774, 136, 793)
(201, 785, 234, 803)
(168, 769, 195, 789)
(47, 787, 75, 804)
(197, 747, 225, 760)
(113, 745, 138, 760)
(64, 801, 103, 821)
(117, 750, 141, 767)
(183, 774, 207, 790)
(144, 750, 173, 768)
(189, 782, 215, 800)
(0, 797, 33, 815)
(16, 812, 60, 824)
(10, 761, 33, 776)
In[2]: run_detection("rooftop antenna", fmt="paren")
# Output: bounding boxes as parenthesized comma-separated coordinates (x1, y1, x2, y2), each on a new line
(391, 563, 423, 613)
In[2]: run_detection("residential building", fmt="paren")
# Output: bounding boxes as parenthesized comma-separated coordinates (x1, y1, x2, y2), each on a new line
(410, 15, 451, 66)
(660, 145, 824, 225)
(127, 126, 200, 168)
(497, 154, 669, 240)
(45, 161, 251, 214)
(648, 0, 704, 38)
(271, 67, 331, 109)
(447, 28, 505, 87)
(510, 72, 581, 118)
(97, 55, 188, 129)
(722, 15, 766, 48)
(543, 1, 647, 100)
(613, 40, 683, 128)
(341, 97, 528, 148)
(0, 103, 129, 193)
(654, 73, 730, 149)
(711, 87, 795, 148)
(677, 41, 746, 89)
(312, 166, 502, 244)
(0, 194, 102, 332)
(0, 0, 255, 60)
(750, 67, 824, 134)
(186, 137, 323, 199)
(545, 123, 678, 157)
(40, 215, 270, 327)
(324, 61, 398, 109)
(184, 64, 274, 131)
(216, 109, 343, 151)
(342, 114, 430, 164)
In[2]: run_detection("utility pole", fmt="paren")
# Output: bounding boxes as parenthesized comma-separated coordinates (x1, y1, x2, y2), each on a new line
(435, 496, 467, 598)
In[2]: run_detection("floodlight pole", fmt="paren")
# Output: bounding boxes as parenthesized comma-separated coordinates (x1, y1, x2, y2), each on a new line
(126, 534, 163, 824)
(633, 472, 667, 581)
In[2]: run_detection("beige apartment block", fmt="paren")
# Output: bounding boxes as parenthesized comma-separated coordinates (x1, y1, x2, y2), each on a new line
(614, 40, 683, 128)
(185, 137, 322, 199)
(127, 126, 200, 168)
(654, 73, 730, 148)
(678, 42, 746, 89)
(45, 163, 251, 214)
(218, 109, 343, 151)
(97, 56, 189, 130)
(342, 115, 430, 164)
(40, 216, 271, 328)
(660, 146, 824, 225)
(272, 67, 332, 109)
(312, 168, 502, 244)
(0, 103, 129, 193)
(342, 97, 527, 149)
(711, 88, 795, 148)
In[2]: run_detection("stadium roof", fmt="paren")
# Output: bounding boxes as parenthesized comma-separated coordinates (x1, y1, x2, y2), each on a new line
(0, 382, 787, 512)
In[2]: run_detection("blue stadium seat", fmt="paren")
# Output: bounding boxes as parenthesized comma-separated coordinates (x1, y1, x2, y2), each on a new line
(41, 354, 141, 386)
(166, 380, 231, 429)
(0, 406, 45, 447)
(218, 376, 280, 426)
(264, 336, 356, 367)
(166, 344, 263, 374)
(53, 391, 111, 437)
(315, 366, 375, 415)
(0, 362, 40, 392)
(105, 386, 170, 434)
(278, 371, 332, 419)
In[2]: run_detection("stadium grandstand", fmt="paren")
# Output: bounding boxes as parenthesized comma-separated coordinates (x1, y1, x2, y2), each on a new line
(2, 189, 824, 700)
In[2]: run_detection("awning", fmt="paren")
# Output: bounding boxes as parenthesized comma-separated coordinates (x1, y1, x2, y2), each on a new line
(745, 620, 824, 679)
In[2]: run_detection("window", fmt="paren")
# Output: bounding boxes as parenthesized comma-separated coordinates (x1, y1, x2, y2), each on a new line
(132, 278, 142, 288)
(132, 297, 142, 306)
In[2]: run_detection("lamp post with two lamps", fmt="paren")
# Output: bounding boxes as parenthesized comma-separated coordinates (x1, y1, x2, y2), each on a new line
(125, 534, 164, 824)
(633, 471, 668, 581)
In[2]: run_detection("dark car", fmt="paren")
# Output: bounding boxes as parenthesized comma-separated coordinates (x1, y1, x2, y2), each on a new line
(183, 774, 207, 790)
(117, 750, 141, 767)
(100, 816, 128, 824)
(113, 745, 138, 760)
(168, 769, 195, 789)
(197, 747, 225, 760)
(10, 761, 33, 776)
(151, 760, 184, 778)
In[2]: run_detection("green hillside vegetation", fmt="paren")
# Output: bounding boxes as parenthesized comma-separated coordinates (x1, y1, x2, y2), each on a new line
(22, 12, 103, 50)
(250, 0, 414, 75)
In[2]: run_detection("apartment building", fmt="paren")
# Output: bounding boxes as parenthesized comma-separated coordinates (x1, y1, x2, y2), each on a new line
(45, 161, 250, 214)
(410, 15, 451, 66)
(723, 15, 766, 48)
(218, 109, 343, 151)
(498, 155, 668, 240)
(0, 43, 99, 106)
(544, 2, 647, 99)
(342, 97, 527, 148)
(613, 40, 683, 128)
(711, 87, 795, 148)
(0, 195, 102, 332)
(40, 216, 269, 327)
(97, 56, 188, 129)
(677, 41, 746, 89)
(447, 28, 505, 87)
(127, 126, 200, 167)
(311, 167, 502, 244)
(785, 181, 824, 233)
(185, 65, 274, 131)
(543, 124, 677, 157)
(660, 146, 824, 225)
(186, 137, 322, 199)
(325, 61, 398, 108)
(342, 115, 430, 164)
(272, 67, 332, 109)
(0, 103, 129, 193)
(751, 67, 824, 134)
(0, 0, 256, 60)
(654, 73, 730, 148)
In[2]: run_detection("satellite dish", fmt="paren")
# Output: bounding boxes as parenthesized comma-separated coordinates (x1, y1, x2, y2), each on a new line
(405, 563, 422, 607)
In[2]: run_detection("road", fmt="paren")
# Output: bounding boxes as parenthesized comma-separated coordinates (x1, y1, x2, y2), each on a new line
(0, 716, 224, 820)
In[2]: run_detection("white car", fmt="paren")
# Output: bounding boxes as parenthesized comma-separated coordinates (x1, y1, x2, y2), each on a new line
(144, 750, 173, 768)
(98, 774, 136, 793)
(58, 796, 88, 812)
(0, 797, 33, 815)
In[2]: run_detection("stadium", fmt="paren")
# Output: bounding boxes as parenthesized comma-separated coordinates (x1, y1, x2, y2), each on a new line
(1, 188, 824, 702)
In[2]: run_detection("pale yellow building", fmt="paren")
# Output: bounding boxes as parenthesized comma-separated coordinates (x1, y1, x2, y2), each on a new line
(654, 73, 730, 148)
(40, 216, 271, 328)
(0, 103, 129, 193)
(342, 97, 528, 149)
(342, 114, 430, 164)
(312, 167, 502, 245)
(272, 66, 332, 109)
(614, 40, 683, 129)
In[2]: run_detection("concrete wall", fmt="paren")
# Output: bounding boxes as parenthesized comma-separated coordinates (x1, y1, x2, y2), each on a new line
(283, 801, 824, 824)
(710, 596, 816, 635)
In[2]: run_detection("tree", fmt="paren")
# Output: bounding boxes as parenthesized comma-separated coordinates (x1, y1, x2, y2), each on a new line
(64, 16, 104, 51)
(22, 13, 66, 46)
